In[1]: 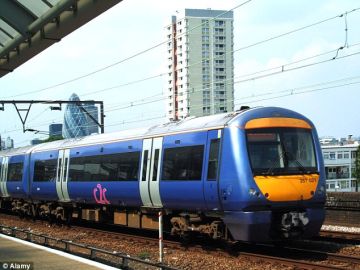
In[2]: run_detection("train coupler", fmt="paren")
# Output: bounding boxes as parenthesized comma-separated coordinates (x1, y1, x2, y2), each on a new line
(279, 211, 309, 238)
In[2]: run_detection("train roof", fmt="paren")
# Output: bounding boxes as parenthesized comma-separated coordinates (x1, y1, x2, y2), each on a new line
(1, 110, 242, 155)
(1, 106, 312, 155)
(0, 145, 34, 157)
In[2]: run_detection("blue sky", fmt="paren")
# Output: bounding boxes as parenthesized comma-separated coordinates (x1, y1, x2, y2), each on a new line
(1, 0, 360, 146)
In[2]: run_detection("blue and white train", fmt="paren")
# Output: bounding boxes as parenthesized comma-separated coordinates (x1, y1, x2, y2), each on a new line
(0, 107, 326, 242)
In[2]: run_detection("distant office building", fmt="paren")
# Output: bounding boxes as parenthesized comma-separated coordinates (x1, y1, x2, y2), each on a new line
(30, 138, 43, 145)
(166, 8, 234, 120)
(0, 136, 14, 149)
(49, 123, 63, 137)
(62, 93, 99, 138)
(84, 103, 99, 135)
(319, 136, 337, 145)
(321, 138, 359, 192)
(6, 136, 14, 149)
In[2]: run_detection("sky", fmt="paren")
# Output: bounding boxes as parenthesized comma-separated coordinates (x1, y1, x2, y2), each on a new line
(0, 0, 360, 147)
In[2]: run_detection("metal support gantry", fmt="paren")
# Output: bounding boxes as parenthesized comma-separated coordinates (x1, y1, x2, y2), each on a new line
(0, 100, 105, 134)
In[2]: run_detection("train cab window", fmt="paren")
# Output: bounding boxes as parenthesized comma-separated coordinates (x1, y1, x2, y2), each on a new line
(162, 145, 204, 180)
(69, 151, 140, 182)
(207, 139, 220, 180)
(7, 162, 23, 182)
(247, 128, 317, 175)
(34, 159, 57, 182)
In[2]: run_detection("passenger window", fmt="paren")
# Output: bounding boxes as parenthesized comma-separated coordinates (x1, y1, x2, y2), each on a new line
(207, 139, 220, 180)
(162, 145, 204, 180)
(34, 159, 57, 182)
(7, 162, 23, 182)
(69, 151, 140, 181)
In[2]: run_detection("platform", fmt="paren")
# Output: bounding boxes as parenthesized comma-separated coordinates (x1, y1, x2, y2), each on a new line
(0, 234, 118, 270)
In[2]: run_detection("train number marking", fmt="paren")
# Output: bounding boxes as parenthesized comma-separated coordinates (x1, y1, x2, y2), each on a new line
(299, 177, 317, 184)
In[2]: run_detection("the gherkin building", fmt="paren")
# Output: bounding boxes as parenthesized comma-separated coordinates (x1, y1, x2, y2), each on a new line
(62, 93, 99, 138)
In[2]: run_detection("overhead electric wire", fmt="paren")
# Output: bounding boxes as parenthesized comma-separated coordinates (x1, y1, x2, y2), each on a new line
(0, 0, 253, 100)
(81, 74, 166, 97)
(27, 76, 360, 132)
(234, 7, 360, 53)
(234, 49, 360, 84)
(169, 75, 360, 113)
(5, 73, 360, 137)
(6, 45, 359, 133)
(91, 44, 360, 113)
(2, 5, 360, 141)
(77, 7, 360, 99)
(69, 41, 360, 114)
(237, 74, 360, 101)
(3, 4, 358, 100)
(3, 43, 360, 137)
(233, 42, 360, 80)
(234, 79, 360, 106)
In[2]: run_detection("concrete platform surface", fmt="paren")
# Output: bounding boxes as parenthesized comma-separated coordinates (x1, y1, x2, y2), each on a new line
(0, 234, 119, 270)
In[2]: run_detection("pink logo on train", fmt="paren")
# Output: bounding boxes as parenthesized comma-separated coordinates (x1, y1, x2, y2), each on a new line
(93, 184, 110, 204)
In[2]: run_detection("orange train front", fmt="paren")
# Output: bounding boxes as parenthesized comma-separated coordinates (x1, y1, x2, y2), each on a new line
(221, 108, 326, 241)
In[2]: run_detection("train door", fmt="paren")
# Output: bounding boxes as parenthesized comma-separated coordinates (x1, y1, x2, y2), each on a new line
(204, 130, 222, 211)
(139, 137, 163, 207)
(56, 149, 71, 202)
(0, 157, 9, 197)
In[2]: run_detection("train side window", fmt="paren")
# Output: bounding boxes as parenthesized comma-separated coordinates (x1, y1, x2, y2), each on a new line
(142, 150, 149, 181)
(34, 159, 57, 182)
(162, 145, 204, 181)
(7, 162, 23, 182)
(69, 151, 140, 182)
(207, 139, 220, 181)
(152, 149, 160, 181)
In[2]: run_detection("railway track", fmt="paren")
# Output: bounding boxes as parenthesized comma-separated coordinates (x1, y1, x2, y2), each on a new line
(238, 250, 358, 270)
(319, 230, 360, 245)
(45, 224, 360, 270)
(2, 223, 359, 270)
(237, 243, 360, 270)
(1, 211, 360, 269)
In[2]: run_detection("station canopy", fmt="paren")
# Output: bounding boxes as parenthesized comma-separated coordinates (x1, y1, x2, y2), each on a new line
(0, 0, 122, 78)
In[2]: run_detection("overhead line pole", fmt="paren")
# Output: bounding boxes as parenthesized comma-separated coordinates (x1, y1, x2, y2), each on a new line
(0, 100, 105, 134)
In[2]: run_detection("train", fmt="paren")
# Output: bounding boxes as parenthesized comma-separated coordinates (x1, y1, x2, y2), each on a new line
(0, 106, 326, 242)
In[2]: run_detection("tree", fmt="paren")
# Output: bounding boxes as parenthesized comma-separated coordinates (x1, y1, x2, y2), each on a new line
(40, 135, 63, 143)
(354, 144, 360, 192)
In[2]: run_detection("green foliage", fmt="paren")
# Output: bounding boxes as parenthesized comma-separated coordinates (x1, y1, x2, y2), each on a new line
(39, 135, 64, 144)
(137, 251, 151, 260)
(355, 145, 360, 182)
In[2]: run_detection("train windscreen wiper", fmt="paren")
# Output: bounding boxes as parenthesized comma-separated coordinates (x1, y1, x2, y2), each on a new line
(264, 150, 287, 175)
(285, 151, 314, 174)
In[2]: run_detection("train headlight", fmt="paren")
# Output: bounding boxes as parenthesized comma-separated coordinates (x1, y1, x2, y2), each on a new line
(249, 188, 256, 196)
(249, 188, 260, 197)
